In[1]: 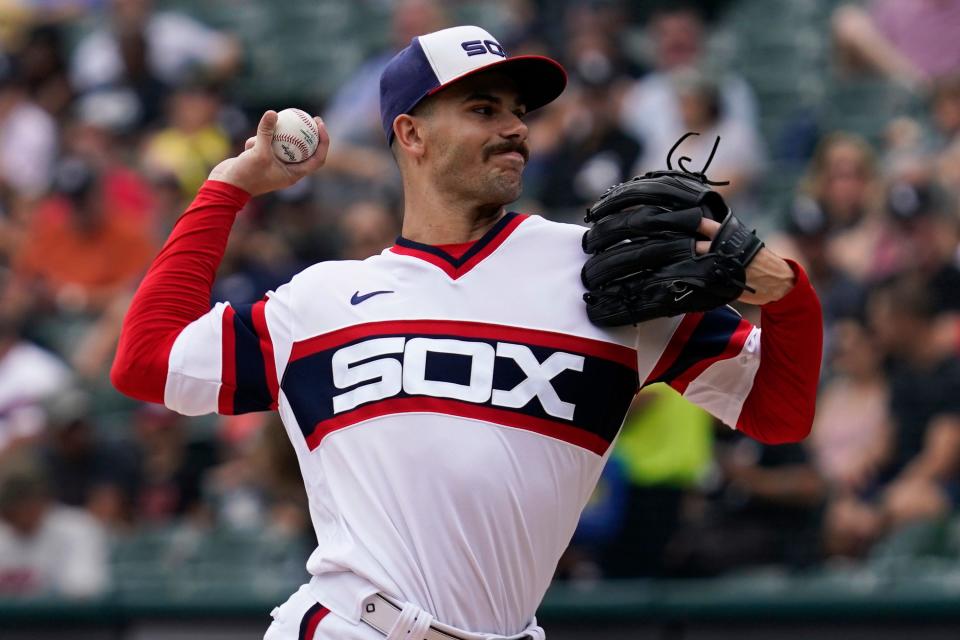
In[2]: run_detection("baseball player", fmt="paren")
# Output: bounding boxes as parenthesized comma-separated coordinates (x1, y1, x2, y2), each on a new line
(112, 25, 822, 640)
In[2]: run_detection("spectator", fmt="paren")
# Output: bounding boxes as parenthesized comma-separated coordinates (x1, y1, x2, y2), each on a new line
(0, 311, 73, 456)
(204, 414, 309, 541)
(66, 19, 170, 132)
(41, 391, 138, 530)
(535, 62, 643, 221)
(70, 0, 240, 95)
(0, 459, 109, 598)
(211, 197, 306, 306)
(64, 100, 157, 232)
(15, 24, 73, 118)
(0, 56, 57, 202)
(318, 0, 450, 207)
(882, 179, 960, 313)
(619, 4, 760, 169)
(13, 156, 155, 314)
(132, 405, 216, 526)
(203, 415, 273, 532)
(808, 320, 890, 494)
(833, 1, 960, 93)
(142, 79, 231, 197)
(931, 74, 960, 150)
(665, 429, 826, 576)
(826, 278, 960, 557)
(635, 68, 765, 211)
(792, 133, 894, 282)
(263, 185, 340, 269)
(323, 0, 448, 148)
(770, 194, 866, 331)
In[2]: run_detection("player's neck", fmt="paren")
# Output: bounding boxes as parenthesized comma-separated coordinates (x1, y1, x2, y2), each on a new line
(400, 189, 506, 245)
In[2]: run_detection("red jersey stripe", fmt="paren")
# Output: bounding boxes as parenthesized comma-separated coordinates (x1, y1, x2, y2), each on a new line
(298, 603, 330, 640)
(305, 396, 611, 455)
(290, 319, 638, 370)
(644, 312, 704, 385)
(218, 305, 237, 414)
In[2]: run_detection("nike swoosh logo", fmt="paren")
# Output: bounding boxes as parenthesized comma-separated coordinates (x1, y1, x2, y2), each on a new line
(674, 290, 693, 302)
(351, 290, 394, 305)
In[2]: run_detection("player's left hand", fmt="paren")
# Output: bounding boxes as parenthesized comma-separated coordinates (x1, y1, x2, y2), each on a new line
(208, 110, 330, 197)
(695, 218, 795, 305)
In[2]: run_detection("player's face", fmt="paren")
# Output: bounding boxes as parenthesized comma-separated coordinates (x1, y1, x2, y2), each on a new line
(421, 72, 529, 207)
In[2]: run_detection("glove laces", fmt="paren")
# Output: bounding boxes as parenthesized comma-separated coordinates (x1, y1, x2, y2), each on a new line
(666, 132, 730, 186)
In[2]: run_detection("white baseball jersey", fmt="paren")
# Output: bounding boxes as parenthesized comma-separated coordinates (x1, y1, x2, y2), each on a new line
(162, 212, 759, 635)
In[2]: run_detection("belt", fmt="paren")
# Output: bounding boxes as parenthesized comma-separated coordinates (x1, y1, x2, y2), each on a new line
(360, 594, 532, 640)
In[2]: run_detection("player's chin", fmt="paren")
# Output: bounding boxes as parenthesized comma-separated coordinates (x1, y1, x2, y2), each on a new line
(487, 173, 523, 203)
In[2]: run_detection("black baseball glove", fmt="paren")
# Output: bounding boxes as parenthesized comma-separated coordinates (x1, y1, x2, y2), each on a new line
(581, 133, 764, 327)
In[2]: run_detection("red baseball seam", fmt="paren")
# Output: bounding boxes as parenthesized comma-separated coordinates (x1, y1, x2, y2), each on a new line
(293, 109, 319, 138)
(275, 133, 310, 158)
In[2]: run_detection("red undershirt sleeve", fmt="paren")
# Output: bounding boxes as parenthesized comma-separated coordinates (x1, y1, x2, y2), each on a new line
(110, 180, 251, 403)
(736, 260, 823, 444)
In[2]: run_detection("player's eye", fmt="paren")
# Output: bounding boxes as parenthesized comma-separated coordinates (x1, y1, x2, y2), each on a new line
(473, 105, 495, 116)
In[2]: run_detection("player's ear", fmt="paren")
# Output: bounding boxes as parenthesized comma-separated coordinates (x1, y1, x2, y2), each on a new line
(393, 114, 426, 159)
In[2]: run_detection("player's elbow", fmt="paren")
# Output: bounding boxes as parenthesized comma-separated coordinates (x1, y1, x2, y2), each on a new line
(737, 405, 814, 445)
(110, 357, 141, 400)
(110, 353, 166, 405)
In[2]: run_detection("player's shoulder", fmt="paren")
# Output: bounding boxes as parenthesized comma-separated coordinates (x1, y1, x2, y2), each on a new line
(513, 213, 587, 248)
(282, 252, 396, 294)
(289, 257, 363, 283)
(517, 212, 587, 235)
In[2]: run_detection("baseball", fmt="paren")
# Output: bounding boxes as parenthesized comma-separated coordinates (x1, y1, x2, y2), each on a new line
(272, 108, 320, 163)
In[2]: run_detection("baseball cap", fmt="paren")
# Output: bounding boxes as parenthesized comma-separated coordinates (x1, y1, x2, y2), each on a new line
(379, 25, 567, 144)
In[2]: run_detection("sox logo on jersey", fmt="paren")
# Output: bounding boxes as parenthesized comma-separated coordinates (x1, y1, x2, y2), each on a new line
(280, 319, 640, 455)
(330, 337, 584, 420)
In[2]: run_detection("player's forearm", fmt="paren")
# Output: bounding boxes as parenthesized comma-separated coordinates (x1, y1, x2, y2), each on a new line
(111, 180, 250, 402)
(740, 248, 796, 306)
(737, 260, 823, 444)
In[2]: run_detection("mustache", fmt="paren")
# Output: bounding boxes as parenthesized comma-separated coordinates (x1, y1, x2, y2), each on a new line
(484, 141, 529, 163)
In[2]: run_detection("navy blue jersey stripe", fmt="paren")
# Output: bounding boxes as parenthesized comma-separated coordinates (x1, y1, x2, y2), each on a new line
(298, 602, 329, 640)
(653, 306, 743, 385)
(231, 304, 273, 414)
(394, 212, 519, 267)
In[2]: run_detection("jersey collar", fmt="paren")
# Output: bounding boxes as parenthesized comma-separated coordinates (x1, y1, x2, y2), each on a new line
(389, 212, 528, 279)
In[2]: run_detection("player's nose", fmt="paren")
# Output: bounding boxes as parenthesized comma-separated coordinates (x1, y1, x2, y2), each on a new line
(501, 112, 528, 142)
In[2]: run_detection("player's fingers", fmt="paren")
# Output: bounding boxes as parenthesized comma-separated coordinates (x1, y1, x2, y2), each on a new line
(254, 110, 278, 155)
(695, 240, 711, 255)
(244, 136, 257, 151)
(289, 117, 329, 176)
(313, 117, 330, 163)
(697, 217, 721, 240)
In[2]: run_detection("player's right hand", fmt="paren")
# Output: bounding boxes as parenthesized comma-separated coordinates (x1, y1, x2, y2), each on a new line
(208, 110, 330, 197)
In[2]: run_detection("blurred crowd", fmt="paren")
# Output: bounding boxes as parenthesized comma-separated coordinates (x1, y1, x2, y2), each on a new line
(2, 0, 960, 601)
